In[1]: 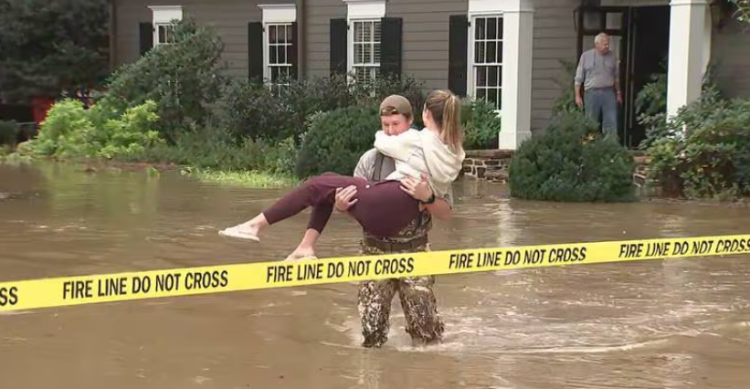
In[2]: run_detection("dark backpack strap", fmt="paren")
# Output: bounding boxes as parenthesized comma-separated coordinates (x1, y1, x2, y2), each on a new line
(372, 152, 385, 181)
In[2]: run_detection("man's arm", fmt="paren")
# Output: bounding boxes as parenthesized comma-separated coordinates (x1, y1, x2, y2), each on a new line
(574, 52, 586, 106)
(423, 184, 453, 220)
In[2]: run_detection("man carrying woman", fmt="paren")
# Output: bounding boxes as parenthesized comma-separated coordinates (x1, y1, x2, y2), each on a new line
(220, 90, 464, 347)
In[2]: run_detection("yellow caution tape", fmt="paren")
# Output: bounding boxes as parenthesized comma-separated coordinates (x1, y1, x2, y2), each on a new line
(1, 234, 749, 313)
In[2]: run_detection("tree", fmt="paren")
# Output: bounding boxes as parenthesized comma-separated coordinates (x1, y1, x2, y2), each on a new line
(0, 0, 109, 102)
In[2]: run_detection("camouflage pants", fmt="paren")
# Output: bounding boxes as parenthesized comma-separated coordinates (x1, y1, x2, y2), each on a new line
(357, 242, 445, 348)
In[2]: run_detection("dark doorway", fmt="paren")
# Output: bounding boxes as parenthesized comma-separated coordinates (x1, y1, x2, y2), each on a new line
(576, 5, 671, 149)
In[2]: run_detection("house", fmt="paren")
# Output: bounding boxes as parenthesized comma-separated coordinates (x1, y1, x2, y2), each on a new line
(108, 0, 750, 150)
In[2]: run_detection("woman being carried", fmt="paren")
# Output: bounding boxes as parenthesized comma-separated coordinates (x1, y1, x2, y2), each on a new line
(219, 90, 465, 258)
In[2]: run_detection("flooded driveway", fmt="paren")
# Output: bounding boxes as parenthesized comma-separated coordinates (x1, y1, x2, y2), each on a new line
(1, 161, 750, 389)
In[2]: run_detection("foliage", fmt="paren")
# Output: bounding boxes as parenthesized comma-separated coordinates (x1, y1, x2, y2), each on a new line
(461, 98, 501, 149)
(97, 16, 226, 143)
(551, 59, 584, 116)
(729, 0, 750, 24)
(508, 110, 637, 202)
(0, 120, 20, 146)
(215, 73, 426, 144)
(644, 87, 750, 200)
(294, 105, 381, 178)
(0, 0, 109, 101)
(635, 62, 720, 150)
(23, 98, 163, 159)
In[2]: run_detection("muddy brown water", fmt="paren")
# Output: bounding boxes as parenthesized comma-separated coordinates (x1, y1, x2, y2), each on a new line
(2, 161, 750, 389)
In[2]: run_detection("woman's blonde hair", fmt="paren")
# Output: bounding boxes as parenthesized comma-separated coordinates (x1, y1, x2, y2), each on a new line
(424, 90, 464, 151)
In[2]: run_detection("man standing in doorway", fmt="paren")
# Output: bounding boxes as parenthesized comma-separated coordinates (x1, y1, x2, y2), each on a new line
(334, 94, 454, 348)
(574, 32, 622, 136)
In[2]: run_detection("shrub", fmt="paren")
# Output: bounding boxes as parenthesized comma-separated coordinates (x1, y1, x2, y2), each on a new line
(461, 98, 501, 149)
(645, 88, 750, 200)
(508, 111, 637, 202)
(0, 0, 109, 101)
(24, 98, 163, 159)
(294, 105, 381, 178)
(97, 17, 225, 143)
(215, 74, 427, 144)
(0, 120, 20, 146)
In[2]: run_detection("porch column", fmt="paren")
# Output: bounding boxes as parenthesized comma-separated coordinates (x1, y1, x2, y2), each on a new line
(666, 0, 708, 121)
(499, 0, 534, 150)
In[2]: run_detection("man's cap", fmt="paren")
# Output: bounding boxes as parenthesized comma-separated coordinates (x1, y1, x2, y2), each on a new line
(379, 94, 413, 117)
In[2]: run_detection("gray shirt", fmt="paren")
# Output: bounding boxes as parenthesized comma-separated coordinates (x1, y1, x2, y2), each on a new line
(574, 48, 619, 90)
(354, 148, 454, 208)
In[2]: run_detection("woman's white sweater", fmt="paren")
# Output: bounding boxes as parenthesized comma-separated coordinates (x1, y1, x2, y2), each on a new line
(373, 128, 465, 199)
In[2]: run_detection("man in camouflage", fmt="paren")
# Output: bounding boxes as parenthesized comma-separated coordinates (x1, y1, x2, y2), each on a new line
(334, 95, 455, 348)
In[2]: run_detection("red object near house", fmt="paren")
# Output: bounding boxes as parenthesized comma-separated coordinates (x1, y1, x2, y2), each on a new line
(31, 96, 56, 126)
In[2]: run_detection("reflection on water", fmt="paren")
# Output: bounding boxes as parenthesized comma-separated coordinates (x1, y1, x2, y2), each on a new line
(1, 162, 750, 389)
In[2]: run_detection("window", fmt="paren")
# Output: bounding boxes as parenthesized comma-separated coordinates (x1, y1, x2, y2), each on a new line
(148, 6, 183, 47)
(266, 24, 294, 85)
(344, 0, 385, 83)
(469, 15, 503, 112)
(259, 4, 296, 88)
(351, 20, 381, 83)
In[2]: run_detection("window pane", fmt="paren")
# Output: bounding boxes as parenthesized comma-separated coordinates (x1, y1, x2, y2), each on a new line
(497, 17, 504, 39)
(374, 42, 380, 63)
(476, 87, 486, 100)
(488, 65, 498, 86)
(270, 45, 278, 64)
(487, 87, 499, 108)
(278, 44, 286, 64)
(363, 22, 371, 41)
(280, 24, 287, 43)
(374, 22, 381, 42)
(487, 42, 497, 63)
(475, 41, 485, 63)
(496, 41, 503, 63)
(476, 67, 487, 87)
(363, 43, 371, 63)
(269, 25, 278, 44)
(488, 18, 497, 40)
(476, 18, 485, 39)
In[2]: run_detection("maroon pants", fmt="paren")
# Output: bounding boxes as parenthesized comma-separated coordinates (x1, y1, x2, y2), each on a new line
(262, 172, 421, 238)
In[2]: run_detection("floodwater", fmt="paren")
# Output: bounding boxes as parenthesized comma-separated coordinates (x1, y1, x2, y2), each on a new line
(2, 161, 750, 389)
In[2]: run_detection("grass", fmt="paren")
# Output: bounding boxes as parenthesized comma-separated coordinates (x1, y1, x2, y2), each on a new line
(182, 167, 299, 188)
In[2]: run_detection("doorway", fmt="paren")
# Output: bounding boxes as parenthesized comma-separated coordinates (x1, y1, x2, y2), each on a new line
(576, 5, 671, 149)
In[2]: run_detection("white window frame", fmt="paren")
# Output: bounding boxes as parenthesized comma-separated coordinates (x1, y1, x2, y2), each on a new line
(467, 9, 504, 114)
(258, 4, 297, 87)
(148, 5, 183, 47)
(343, 0, 386, 84)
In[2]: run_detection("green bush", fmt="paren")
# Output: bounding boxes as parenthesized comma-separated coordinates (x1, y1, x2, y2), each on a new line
(508, 111, 637, 202)
(97, 17, 225, 143)
(645, 88, 750, 200)
(0, 120, 20, 146)
(461, 98, 501, 149)
(24, 98, 163, 159)
(0, 0, 109, 101)
(294, 105, 381, 178)
(215, 74, 427, 144)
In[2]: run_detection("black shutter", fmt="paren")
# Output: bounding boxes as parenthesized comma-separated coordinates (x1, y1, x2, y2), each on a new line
(248, 22, 264, 82)
(330, 18, 348, 76)
(290, 22, 299, 80)
(139, 22, 153, 55)
(448, 15, 469, 97)
(380, 17, 402, 80)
